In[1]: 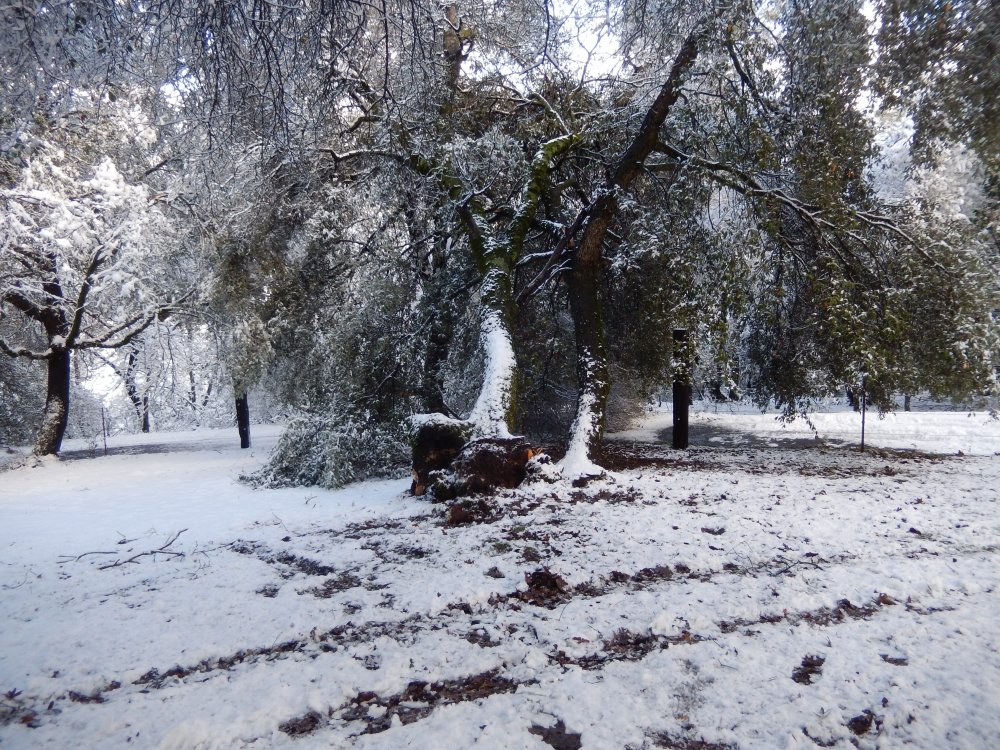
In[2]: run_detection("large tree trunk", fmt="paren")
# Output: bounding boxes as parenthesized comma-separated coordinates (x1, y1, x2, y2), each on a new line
(464, 134, 579, 438)
(467, 268, 517, 438)
(561, 31, 701, 474)
(412, 221, 455, 415)
(34, 348, 71, 456)
(421, 307, 452, 415)
(562, 208, 614, 475)
(408, 133, 580, 492)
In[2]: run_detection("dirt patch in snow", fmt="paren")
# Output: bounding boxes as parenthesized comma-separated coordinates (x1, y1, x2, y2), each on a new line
(513, 568, 570, 608)
(67, 681, 121, 704)
(529, 719, 583, 749)
(279, 710, 324, 736)
(230, 541, 340, 577)
(597, 441, 946, 479)
(791, 654, 826, 685)
(650, 734, 737, 749)
(340, 670, 523, 734)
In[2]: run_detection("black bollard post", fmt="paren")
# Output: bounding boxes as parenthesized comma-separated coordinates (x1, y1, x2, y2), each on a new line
(236, 390, 251, 449)
(672, 329, 691, 450)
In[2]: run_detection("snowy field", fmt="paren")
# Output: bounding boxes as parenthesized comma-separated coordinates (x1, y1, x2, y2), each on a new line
(1, 409, 999, 749)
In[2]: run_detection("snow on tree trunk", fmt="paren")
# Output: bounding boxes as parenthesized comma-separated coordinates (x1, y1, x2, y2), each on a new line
(560, 30, 700, 477)
(562, 381, 608, 479)
(467, 298, 516, 439)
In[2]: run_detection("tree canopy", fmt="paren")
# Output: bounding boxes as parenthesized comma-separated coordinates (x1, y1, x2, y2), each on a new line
(1, 0, 996, 478)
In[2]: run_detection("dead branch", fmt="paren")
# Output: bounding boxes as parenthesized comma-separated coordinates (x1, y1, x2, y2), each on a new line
(767, 555, 826, 577)
(58, 536, 142, 563)
(97, 529, 188, 570)
(58, 550, 119, 562)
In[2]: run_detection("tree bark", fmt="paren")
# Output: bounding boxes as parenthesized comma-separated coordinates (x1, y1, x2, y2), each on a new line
(463, 135, 579, 438)
(236, 390, 251, 449)
(124, 345, 150, 433)
(34, 348, 71, 456)
(411, 220, 454, 415)
(562, 31, 701, 471)
(562, 206, 613, 473)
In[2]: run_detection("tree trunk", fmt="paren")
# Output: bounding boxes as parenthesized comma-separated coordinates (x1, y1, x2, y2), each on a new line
(467, 270, 517, 438)
(421, 314, 452, 414)
(847, 386, 860, 411)
(235, 390, 251, 449)
(34, 348, 71, 456)
(124, 346, 150, 433)
(563, 209, 613, 475)
(562, 31, 701, 473)
(462, 135, 581, 439)
(416, 233, 455, 415)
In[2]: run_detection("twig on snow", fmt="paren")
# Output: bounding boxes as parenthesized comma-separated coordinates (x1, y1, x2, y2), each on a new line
(97, 529, 188, 570)
(768, 555, 825, 577)
(58, 550, 119, 562)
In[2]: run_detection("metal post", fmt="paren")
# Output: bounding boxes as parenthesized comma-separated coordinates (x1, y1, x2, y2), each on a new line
(672, 329, 691, 450)
(860, 376, 866, 452)
(236, 390, 251, 449)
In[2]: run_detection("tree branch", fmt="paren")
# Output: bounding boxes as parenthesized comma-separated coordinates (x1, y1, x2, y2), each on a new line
(2, 289, 46, 322)
(74, 292, 192, 351)
(0, 338, 53, 360)
(97, 529, 188, 570)
(66, 244, 108, 347)
(655, 141, 948, 271)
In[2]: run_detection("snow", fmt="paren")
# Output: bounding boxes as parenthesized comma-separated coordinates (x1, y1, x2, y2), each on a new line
(468, 305, 517, 439)
(405, 413, 470, 435)
(2, 413, 999, 749)
(614, 403, 1000, 456)
(559, 390, 609, 479)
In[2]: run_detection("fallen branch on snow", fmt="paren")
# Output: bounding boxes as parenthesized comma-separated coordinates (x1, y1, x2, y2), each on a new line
(87, 529, 187, 570)
(768, 555, 826, 577)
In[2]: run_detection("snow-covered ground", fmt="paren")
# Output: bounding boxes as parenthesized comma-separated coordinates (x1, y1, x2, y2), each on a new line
(1, 411, 998, 749)
(615, 403, 1000, 456)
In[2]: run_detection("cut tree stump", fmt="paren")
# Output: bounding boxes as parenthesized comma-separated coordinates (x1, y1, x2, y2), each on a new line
(451, 437, 535, 495)
(408, 415, 474, 497)
(407, 415, 534, 498)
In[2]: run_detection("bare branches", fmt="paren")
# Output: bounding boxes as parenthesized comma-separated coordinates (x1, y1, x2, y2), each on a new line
(723, 36, 777, 116)
(317, 148, 402, 165)
(1, 288, 46, 322)
(516, 208, 589, 305)
(56, 529, 188, 570)
(101, 530, 188, 570)
(66, 244, 109, 347)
